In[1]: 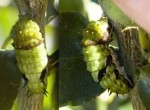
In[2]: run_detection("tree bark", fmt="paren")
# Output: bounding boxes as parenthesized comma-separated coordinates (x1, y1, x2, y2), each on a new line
(14, 0, 48, 110)
(114, 24, 145, 110)
(98, 0, 147, 109)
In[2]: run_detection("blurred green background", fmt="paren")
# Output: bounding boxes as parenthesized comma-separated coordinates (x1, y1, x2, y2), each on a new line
(0, 0, 18, 49)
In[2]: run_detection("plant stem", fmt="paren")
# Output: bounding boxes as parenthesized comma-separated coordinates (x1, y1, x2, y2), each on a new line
(114, 24, 145, 110)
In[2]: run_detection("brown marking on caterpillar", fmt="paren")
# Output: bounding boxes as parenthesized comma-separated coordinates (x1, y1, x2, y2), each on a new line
(81, 37, 111, 46)
(106, 55, 112, 66)
(114, 69, 120, 80)
(98, 66, 107, 82)
(12, 38, 44, 50)
(109, 48, 134, 88)
(40, 68, 47, 85)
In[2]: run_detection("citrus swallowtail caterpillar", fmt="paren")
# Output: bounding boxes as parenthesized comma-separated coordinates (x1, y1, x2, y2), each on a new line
(12, 17, 48, 94)
(82, 17, 133, 95)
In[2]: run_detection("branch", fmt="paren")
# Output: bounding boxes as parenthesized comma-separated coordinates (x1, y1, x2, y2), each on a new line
(99, 1, 148, 108)
(113, 24, 145, 110)
(17, 82, 44, 110)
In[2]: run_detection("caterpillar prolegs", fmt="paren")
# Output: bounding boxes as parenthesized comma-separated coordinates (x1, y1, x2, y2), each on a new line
(82, 17, 133, 95)
(12, 17, 48, 94)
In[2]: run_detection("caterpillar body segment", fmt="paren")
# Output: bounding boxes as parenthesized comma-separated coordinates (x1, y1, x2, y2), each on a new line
(99, 49, 132, 94)
(15, 43, 48, 75)
(82, 45, 110, 82)
(12, 17, 48, 94)
(82, 17, 133, 95)
(82, 18, 109, 46)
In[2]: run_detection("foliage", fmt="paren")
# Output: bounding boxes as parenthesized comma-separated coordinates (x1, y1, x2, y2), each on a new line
(0, 50, 21, 110)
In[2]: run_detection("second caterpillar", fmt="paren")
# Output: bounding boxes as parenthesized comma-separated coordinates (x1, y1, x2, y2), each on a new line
(82, 17, 133, 95)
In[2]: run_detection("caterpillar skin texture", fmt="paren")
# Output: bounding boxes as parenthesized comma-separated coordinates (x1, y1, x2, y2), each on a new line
(82, 18, 132, 94)
(82, 19, 109, 46)
(99, 48, 131, 94)
(13, 18, 48, 93)
(82, 45, 110, 82)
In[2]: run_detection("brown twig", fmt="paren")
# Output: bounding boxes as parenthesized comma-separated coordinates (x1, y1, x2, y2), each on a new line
(113, 23, 145, 110)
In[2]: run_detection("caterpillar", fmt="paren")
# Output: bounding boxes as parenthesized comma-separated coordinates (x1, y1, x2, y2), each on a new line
(12, 17, 48, 94)
(82, 17, 133, 95)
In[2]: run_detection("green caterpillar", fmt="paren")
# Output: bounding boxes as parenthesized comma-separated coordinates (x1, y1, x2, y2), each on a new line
(12, 17, 48, 94)
(82, 17, 133, 95)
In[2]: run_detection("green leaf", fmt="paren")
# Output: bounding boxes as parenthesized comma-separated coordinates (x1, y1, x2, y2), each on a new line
(137, 64, 150, 110)
(59, 12, 104, 106)
(0, 50, 21, 110)
(98, 0, 135, 26)
(59, 0, 84, 13)
(137, 77, 150, 109)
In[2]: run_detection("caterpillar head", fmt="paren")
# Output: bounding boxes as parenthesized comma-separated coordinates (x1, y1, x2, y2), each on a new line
(12, 17, 43, 49)
(82, 17, 109, 46)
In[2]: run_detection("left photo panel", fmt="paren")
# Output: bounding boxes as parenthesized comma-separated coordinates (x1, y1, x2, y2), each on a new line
(0, 0, 58, 110)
